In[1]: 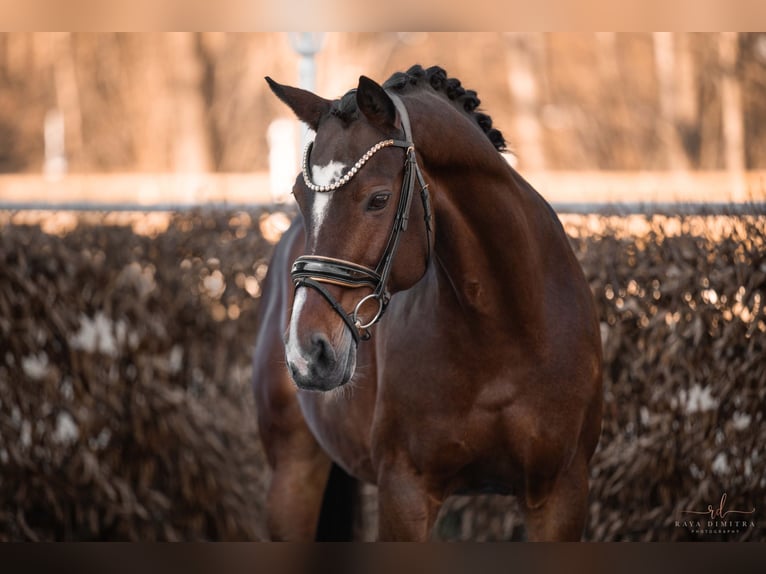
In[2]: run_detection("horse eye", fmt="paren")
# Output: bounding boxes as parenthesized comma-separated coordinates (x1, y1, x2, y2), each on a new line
(367, 193, 391, 211)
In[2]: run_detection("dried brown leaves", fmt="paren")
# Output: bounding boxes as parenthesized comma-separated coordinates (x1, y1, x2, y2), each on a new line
(0, 209, 763, 541)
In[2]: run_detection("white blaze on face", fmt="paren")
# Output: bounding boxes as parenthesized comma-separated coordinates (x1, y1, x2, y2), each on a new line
(310, 161, 346, 241)
(286, 288, 309, 377)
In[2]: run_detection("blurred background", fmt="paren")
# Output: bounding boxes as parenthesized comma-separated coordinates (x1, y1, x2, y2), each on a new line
(1, 32, 766, 203)
(0, 33, 764, 541)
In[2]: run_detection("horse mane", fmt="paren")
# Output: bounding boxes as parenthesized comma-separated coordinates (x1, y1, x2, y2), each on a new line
(329, 65, 506, 152)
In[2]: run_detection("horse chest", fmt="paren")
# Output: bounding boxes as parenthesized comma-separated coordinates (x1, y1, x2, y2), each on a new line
(297, 385, 378, 481)
(374, 362, 524, 450)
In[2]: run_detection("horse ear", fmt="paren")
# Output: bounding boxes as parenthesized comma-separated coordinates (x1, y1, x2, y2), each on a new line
(356, 75, 397, 131)
(265, 77, 331, 131)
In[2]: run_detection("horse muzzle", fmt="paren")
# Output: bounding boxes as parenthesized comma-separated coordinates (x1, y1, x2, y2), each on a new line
(285, 328, 357, 392)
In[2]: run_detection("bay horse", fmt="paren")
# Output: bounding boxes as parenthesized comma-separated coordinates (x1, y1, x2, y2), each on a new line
(252, 65, 602, 541)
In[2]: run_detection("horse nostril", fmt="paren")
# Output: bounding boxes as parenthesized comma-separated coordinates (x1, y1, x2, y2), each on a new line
(309, 332, 336, 370)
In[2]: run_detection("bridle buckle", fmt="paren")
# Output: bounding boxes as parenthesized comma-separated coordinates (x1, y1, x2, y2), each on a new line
(352, 293, 387, 331)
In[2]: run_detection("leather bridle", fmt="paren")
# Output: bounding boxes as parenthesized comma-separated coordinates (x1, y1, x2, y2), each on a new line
(290, 93, 433, 345)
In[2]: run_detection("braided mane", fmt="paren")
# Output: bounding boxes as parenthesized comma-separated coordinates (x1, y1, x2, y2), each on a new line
(383, 65, 506, 152)
(329, 65, 506, 152)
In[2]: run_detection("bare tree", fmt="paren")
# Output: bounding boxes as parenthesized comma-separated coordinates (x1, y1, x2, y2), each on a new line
(505, 33, 546, 170)
(49, 33, 83, 169)
(719, 32, 746, 200)
(652, 32, 691, 171)
(167, 33, 213, 173)
(674, 33, 699, 158)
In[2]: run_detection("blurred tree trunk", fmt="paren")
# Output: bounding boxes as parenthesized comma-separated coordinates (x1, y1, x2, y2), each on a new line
(50, 33, 83, 169)
(123, 34, 169, 171)
(653, 32, 691, 171)
(505, 33, 546, 170)
(719, 32, 746, 199)
(167, 33, 213, 172)
(596, 32, 630, 169)
(674, 33, 698, 155)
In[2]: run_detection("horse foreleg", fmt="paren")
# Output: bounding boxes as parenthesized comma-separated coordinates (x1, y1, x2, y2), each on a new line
(265, 441, 333, 541)
(522, 451, 590, 541)
(376, 464, 442, 541)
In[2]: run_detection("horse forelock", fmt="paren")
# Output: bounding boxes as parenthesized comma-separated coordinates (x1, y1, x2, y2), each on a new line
(329, 90, 360, 126)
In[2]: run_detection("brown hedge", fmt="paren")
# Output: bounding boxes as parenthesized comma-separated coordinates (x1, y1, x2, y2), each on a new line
(0, 209, 763, 541)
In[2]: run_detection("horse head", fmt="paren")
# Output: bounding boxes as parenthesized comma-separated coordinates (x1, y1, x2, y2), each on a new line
(266, 75, 432, 391)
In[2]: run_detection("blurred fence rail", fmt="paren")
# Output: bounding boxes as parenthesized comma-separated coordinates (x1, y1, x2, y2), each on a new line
(0, 171, 765, 214)
(0, 173, 273, 211)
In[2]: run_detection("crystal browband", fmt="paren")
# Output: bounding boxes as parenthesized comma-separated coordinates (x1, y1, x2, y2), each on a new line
(302, 138, 400, 193)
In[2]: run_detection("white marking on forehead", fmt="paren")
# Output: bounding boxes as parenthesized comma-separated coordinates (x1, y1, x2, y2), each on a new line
(312, 160, 346, 187)
(310, 161, 346, 241)
(286, 288, 309, 377)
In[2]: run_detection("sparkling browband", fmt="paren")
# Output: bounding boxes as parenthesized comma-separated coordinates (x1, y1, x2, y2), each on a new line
(302, 138, 397, 193)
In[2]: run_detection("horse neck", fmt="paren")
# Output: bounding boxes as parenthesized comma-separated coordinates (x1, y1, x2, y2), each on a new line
(411, 97, 556, 337)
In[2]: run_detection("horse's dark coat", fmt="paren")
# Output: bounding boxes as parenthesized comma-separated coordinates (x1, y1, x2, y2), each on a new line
(253, 66, 603, 541)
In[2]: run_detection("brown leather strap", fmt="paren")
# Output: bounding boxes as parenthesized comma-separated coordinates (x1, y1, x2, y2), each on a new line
(295, 278, 366, 344)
